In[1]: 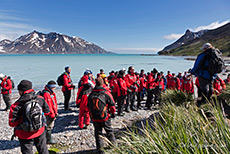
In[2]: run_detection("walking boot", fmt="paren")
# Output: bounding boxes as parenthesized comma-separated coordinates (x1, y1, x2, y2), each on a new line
(46, 130, 57, 144)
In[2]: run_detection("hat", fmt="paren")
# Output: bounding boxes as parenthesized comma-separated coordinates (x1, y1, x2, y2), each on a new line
(84, 70, 91, 75)
(201, 43, 212, 50)
(0, 73, 5, 79)
(18, 80, 32, 91)
(96, 77, 104, 87)
(122, 68, 126, 71)
(65, 66, 70, 71)
(47, 80, 57, 88)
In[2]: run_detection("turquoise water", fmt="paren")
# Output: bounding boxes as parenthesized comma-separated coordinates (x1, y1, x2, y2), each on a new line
(0, 54, 195, 90)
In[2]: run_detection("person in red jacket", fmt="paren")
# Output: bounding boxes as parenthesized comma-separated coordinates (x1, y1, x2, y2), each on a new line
(9, 80, 50, 154)
(213, 76, 226, 95)
(41, 80, 58, 144)
(62, 66, 75, 111)
(137, 69, 146, 109)
(169, 73, 180, 90)
(0, 73, 13, 111)
(76, 72, 94, 129)
(181, 74, 194, 94)
(146, 69, 158, 110)
(88, 77, 116, 154)
(153, 73, 164, 106)
(116, 70, 127, 116)
(166, 71, 173, 89)
(125, 66, 138, 111)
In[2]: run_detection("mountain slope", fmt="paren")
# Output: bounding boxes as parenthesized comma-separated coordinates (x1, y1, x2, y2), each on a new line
(159, 22, 230, 56)
(0, 31, 108, 54)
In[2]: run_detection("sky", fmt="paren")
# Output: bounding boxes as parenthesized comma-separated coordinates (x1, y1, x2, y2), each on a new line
(0, 0, 229, 54)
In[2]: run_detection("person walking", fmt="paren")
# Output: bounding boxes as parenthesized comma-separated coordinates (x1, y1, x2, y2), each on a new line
(40, 80, 58, 144)
(191, 43, 222, 106)
(88, 77, 116, 154)
(9, 80, 50, 154)
(61, 66, 75, 111)
(0, 73, 13, 111)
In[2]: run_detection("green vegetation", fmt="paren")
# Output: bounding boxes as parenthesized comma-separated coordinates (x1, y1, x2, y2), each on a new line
(159, 37, 230, 56)
(106, 90, 230, 154)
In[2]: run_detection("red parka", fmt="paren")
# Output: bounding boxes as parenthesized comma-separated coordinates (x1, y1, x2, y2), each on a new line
(62, 72, 74, 92)
(116, 77, 127, 97)
(213, 77, 226, 94)
(125, 73, 138, 92)
(1, 76, 12, 94)
(169, 77, 180, 90)
(147, 73, 156, 90)
(42, 86, 58, 118)
(181, 78, 194, 94)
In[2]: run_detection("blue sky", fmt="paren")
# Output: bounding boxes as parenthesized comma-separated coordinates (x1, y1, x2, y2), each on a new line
(0, 0, 229, 53)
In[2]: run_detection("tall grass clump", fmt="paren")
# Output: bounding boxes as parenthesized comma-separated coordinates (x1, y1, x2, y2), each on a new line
(161, 90, 194, 106)
(106, 102, 230, 154)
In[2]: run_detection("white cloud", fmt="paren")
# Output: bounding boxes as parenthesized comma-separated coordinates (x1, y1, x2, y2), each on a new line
(163, 33, 183, 40)
(0, 11, 48, 41)
(163, 20, 230, 41)
(191, 20, 230, 32)
(107, 48, 162, 54)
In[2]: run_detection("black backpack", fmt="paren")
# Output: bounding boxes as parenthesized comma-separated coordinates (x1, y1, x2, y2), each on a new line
(88, 93, 108, 120)
(20, 98, 45, 132)
(57, 73, 65, 86)
(206, 49, 225, 75)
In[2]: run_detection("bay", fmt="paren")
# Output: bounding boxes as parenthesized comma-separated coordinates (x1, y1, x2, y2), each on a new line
(0, 54, 195, 91)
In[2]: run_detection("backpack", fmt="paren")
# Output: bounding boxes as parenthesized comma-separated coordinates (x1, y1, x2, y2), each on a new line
(7, 76, 15, 89)
(57, 73, 65, 86)
(20, 98, 45, 132)
(88, 93, 108, 120)
(206, 49, 225, 75)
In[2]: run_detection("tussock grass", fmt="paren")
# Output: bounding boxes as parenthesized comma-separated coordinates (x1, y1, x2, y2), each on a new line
(106, 90, 230, 154)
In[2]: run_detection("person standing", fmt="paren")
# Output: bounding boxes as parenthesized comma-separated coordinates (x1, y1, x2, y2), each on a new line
(41, 80, 58, 144)
(191, 43, 220, 106)
(88, 77, 116, 154)
(9, 80, 50, 154)
(0, 73, 13, 111)
(125, 66, 138, 111)
(62, 66, 75, 111)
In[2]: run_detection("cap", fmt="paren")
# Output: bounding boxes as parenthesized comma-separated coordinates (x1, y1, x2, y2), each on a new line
(201, 43, 212, 50)
(18, 80, 32, 92)
(65, 66, 70, 71)
(0, 73, 5, 79)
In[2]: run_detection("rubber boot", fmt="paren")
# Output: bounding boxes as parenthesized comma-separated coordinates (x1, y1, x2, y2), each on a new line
(46, 130, 57, 144)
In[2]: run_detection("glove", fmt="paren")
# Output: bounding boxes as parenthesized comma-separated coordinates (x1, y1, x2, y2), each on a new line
(76, 104, 80, 108)
(188, 68, 192, 73)
(111, 114, 115, 118)
(134, 81, 137, 84)
(55, 113, 59, 118)
(144, 79, 147, 82)
(72, 85, 76, 89)
(130, 85, 136, 90)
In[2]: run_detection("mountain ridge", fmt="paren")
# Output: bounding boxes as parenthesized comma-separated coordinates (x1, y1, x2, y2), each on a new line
(0, 31, 109, 54)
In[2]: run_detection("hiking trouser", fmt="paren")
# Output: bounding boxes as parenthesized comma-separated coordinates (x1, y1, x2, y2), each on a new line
(19, 132, 49, 154)
(152, 86, 161, 105)
(146, 89, 153, 109)
(2, 93, 12, 110)
(198, 76, 213, 105)
(117, 95, 126, 115)
(93, 118, 116, 152)
(63, 90, 71, 110)
(125, 92, 130, 111)
(137, 92, 141, 108)
(78, 108, 90, 129)
(46, 116, 55, 131)
(130, 92, 136, 110)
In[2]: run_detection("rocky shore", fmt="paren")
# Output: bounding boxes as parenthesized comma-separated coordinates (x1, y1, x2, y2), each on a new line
(0, 89, 155, 154)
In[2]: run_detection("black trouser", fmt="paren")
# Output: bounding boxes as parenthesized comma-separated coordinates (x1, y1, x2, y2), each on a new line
(93, 118, 116, 152)
(152, 86, 161, 105)
(198, 76, 213, 106)
(19, 132, 49, 154)
(137, 92, 141, 108)
(146, 89, 153, 109)
(117, 95, 126, 115)
(125, 92, 136, 110)
(63, 90, 71, 110)
(2, 93, 12, 110)
(112, 92, 118, 103)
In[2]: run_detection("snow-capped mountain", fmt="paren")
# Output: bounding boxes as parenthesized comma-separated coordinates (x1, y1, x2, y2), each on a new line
(162, 29, 208, 51)
(0, 31, 108, 54)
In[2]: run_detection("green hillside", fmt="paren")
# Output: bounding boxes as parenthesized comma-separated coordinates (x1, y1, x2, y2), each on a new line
(158, 23, 230, 56)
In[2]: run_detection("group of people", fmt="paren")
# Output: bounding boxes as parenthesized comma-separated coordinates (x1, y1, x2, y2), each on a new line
(0, 42, 228, 154)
